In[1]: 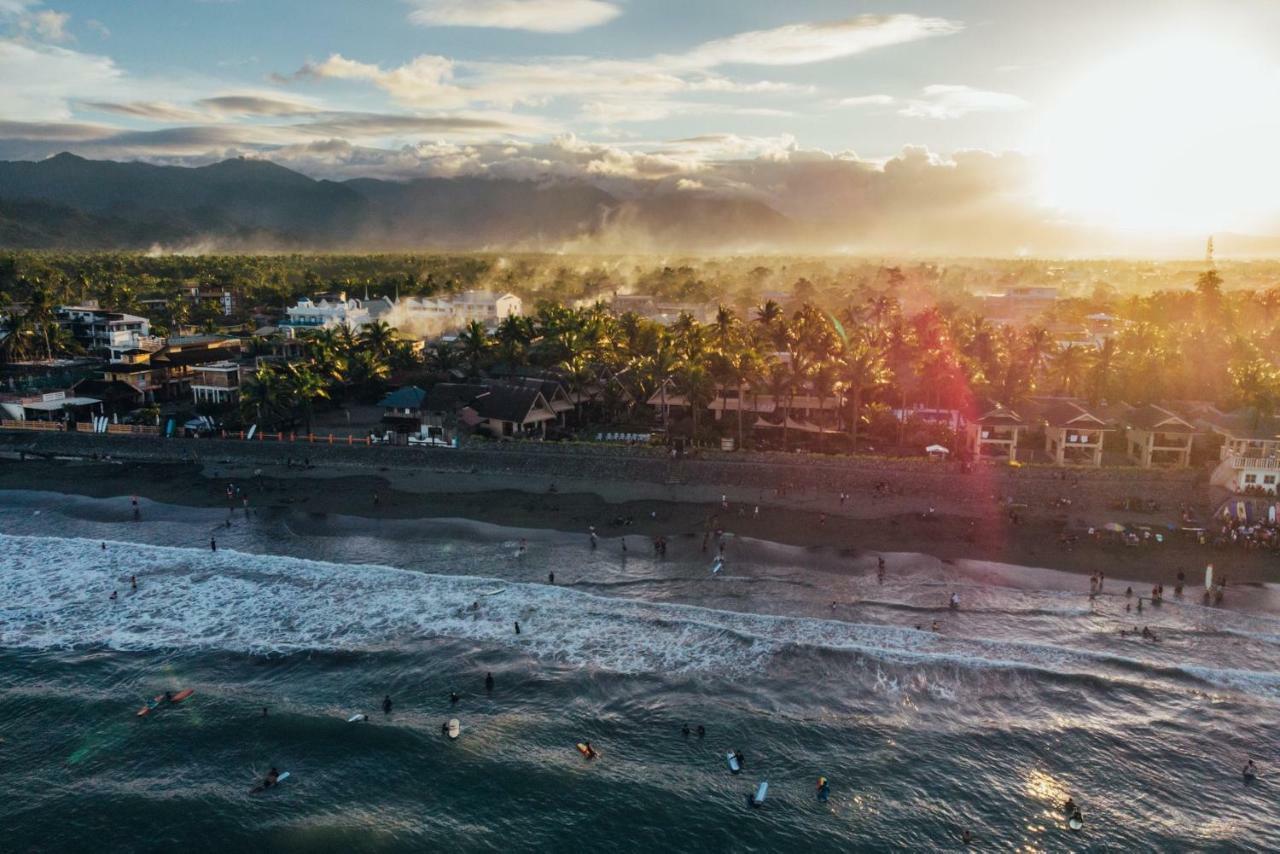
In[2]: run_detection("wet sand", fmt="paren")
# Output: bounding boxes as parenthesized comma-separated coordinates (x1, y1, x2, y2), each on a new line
(0, 456, 1275, 586)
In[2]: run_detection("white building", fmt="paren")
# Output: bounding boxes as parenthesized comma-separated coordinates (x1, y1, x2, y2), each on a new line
(451, 291, 522, 324)
(282, 297, 374, 331)
(56, 305, 159, 359)
(1209, 415, 1280, 495)
(382, 291, 522, 338)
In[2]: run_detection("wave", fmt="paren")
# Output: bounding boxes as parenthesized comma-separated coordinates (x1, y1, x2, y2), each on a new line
(3, 534, 1279, 702)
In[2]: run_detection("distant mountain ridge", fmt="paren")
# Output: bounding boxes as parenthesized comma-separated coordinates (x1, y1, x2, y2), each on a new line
(0, 153, 791, 252)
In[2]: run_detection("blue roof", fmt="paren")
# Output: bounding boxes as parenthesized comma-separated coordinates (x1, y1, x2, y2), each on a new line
(378, 386, 427, 408)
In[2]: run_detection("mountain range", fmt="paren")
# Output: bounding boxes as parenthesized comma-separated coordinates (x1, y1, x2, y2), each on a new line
(0, 153, 791, 252)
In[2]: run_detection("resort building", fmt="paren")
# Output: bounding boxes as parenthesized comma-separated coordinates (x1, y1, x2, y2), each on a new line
(191, 361, 242, 406)
(1207, 413, 1280, 495)
(282, 296, 374, 331)
(1124, 404, 1196, 468)
(56, 305, 159, 359)
(1041, 401, 1108, 466)
(964, 403, 1025, 460)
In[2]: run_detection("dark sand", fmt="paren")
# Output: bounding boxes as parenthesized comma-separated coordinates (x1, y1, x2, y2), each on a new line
(2, 456, 1275, 587)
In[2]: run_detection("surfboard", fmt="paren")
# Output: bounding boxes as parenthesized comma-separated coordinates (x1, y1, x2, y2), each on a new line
(1068, 816, 1083, 831)
(576, 742, 596, 759)
(479, 588, 506, 596)
(750, 781, 768, 806)
(447, 718, 460, 739)
(136, 695, 164, 717)
(347, 713, 367, 723)
(711, 559, 723, 574)
(169, 689, 194, 704)
(276, 772, 290, 785)
(726, 752, 741, 773)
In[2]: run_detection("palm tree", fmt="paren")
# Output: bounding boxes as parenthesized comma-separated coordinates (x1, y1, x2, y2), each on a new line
(837, 331, 889, 453)
(1051, 344, 1090, 396)
(1089, 337, 1116, 405)
(1230, 356, 1280, 429)
(359, 320, 397, 361)
(458, 320, 490, 376)
(241, 365, 287, 427)
(281, 362, 330, 434)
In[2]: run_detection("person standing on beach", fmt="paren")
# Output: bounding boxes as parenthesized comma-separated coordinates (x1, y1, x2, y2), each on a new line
(210, 536, 217, 552)
(548, 571, 555, 584)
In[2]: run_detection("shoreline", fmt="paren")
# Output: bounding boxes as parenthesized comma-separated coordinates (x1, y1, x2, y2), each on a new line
(1, 455, 1274, 587)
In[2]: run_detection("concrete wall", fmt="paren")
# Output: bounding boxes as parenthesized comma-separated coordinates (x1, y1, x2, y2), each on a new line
(0, 430, 1206, 512)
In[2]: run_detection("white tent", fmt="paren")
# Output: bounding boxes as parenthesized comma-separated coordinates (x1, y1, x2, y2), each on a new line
(925, 444, 950, 457)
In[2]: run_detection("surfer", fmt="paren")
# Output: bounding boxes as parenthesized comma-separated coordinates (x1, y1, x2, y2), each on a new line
(130, 575, 137, 591)
(1243, 760, 1257, 779)
(949, 592, 960, 610)
(734, 750, 745, 769)
(514, 621, 521, 635)
(210, 536, 217, 552)
(101, 542, 106, 550)
(450, 691, 460, 704)
(485, 672, 494, 692)
(816, 776, 830, 801)
(696, 725, 706, 738)
(681, 724, 690, 737)
(441, 721, 449, 736)
(1063, 797, 1076, 813)
(583, 741, 598, 759)
(109, 590, 118, 602)
(1069, 808, 1084, 829)
(382, 694, 392, 715)
(548, 571, 555, 584)
(251, 767, 281, 793)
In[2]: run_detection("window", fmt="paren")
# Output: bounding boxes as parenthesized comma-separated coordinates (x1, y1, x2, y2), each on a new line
(1266, 475, 1276, 485)
(1245, 474, 1257, 484)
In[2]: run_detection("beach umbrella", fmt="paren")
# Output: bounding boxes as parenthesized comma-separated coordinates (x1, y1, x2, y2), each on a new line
(925, 444, 950, 455)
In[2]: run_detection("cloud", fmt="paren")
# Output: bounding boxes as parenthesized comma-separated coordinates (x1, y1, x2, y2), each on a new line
(897, 84, 1027, 119)
(673, 14, 960, 68)
(291, 111, 527, 137)
(0, 118, 116, 140)
(21, 8, 69, 42)
(195, 94, 319, 116)
(0, 39, 122, 120)
(85, 18, 108, 38)
(404, 0, 620, 33)
(80, 100, 206, 122)
(837, 94, 895, 108)
(287, 53, 463, 107)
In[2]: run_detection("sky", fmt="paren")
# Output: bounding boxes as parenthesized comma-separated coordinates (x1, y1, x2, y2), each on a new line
(4, 0, 1280, 247)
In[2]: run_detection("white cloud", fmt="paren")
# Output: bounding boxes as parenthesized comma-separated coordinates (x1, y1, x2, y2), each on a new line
(837, 94, 895, 107)
(86, 18, 109, 38)
(23, 8, 69, 42)
(0, 39, 122, 120)
(898, 84, 1027, 119)
(290, 53, 464, 107)
(673, 14, 960, 68)
(405, 0, 620, 33)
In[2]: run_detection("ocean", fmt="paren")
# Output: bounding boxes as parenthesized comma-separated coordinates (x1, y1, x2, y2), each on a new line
(1, 490, 1278, 852)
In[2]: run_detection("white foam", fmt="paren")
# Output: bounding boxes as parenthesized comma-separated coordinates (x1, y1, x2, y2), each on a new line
(2, 534, 1279, 701)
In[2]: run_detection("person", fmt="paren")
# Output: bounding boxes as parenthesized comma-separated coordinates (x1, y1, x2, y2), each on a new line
(101, 542, 106, 550)
(450, 691, 460, 704)
(225, 518, 232, 529)
(130, 575, 137, 591)
(263, 767, 280, 789)
(1063, 797, 1076, 813)
(696, 725, 706, 738)
(1136, 598, 1143, 614)
(681, 724, 690, 737)
(584, 741, 597, 759)
(1070, 808, 1084, 828)
(1125, 586, 1133, 597)
(589, 526, 597, 549)
(485, 672, 494, 692)
(382, 694, 392, 715)
(109, 590, 118, 602)
(734, 750, 745, 768)
(441, 721, 449, 736)
(961, 830, 972, 844)
(514, 621, 521, 635)
(753, 505, 759, 518)
(949, 592, 960, 610)
(210, 536, 217, 552)
(816, 776, 830, 801)
(548, 571, 555, 584)
(164, 690, 173, 702)
(931, 621, 941, 632)
(518, 539, 527, 556)
(262, 707, 268, 717)
(621, 537, 627, 553)
(1243, 760, 1257, 779)
(747, 787, 763, 808)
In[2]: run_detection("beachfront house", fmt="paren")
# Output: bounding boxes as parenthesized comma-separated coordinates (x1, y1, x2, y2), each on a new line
(56, 304, 160, 359)
(424, 381, 557, 440)
(1041, 401, 1108, 466)
(1124, 404, 1196, 468)
(1207, 412, 1280, 495)
(191, 361, 242, 406)
(964, 403, 1025, 461)
(378, 385, 429, 432)
(0, 389, 103, 424)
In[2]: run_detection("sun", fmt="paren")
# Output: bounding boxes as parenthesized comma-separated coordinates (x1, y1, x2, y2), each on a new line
(1035, 32, 1280, 235)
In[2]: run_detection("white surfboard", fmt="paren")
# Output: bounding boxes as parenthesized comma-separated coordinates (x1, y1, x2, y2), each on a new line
(447, 718, 460, 739)
(347, 713, 367, 723)
(753, 781, 768, 804)
(276, 771, 290, 785)
(1068, 816, 1083, 831)
(726, 752, 740, 773)
(479, 588, 506, 596)
(711, 558, 724, 575)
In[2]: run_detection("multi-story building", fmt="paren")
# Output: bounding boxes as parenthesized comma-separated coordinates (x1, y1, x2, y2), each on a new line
(56, 305, 159, 359)
(191, 361, 242, 406)
(282, 296, 376, 331)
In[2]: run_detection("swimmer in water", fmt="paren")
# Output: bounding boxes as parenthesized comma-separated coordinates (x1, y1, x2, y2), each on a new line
(1243, 760, 1257, 779)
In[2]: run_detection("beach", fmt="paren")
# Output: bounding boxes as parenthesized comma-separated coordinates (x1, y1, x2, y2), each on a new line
(0, 449, 1273, 587)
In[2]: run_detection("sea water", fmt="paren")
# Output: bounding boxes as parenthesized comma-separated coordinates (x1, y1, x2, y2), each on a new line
(1, 491, 1278, 851)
